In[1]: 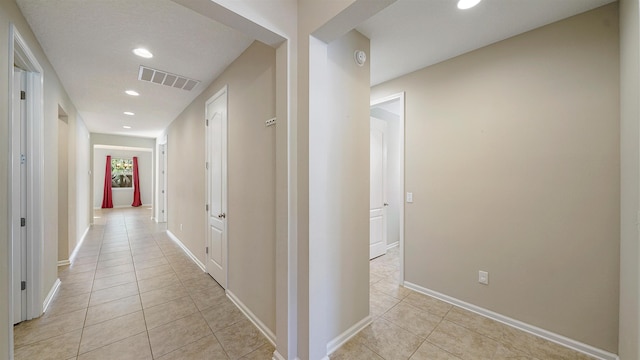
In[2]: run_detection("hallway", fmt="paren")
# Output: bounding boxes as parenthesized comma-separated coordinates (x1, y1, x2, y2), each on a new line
(13, 208, 272, 359)
(12, 207, 599, 360)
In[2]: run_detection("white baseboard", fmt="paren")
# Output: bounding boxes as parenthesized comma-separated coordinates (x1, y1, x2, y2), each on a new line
(42, 278, 61, 313)
(69, 226, 90, 264)
(386, 241, 399, 250)
(58, 226, 89, 266)
(227, 290, 276, 347)
(326, 314, 372, 356)
(272, 351, 301, 360)
(94, 204, 153, 210)
(166, 230, 206, 272)
(403, 282, 619, 360)
(57, 260, 70, 267)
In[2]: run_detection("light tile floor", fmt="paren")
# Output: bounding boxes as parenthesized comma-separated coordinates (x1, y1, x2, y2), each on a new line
(331, 246, 596, 360)
(14, 207, 271, 360)
(14, 208, 596, 360)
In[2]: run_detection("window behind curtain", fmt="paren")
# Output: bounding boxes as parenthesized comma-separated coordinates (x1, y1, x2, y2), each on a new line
(111, 158, 133, 188)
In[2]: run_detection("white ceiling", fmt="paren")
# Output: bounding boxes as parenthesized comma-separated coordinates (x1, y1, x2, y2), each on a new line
(16, 0, 616, 139)
(16, 0, 253, 138)
(357, 0, 616, 85)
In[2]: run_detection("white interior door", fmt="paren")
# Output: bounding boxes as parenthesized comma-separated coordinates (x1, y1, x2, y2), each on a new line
(370, 117, 388, 259)
(205, 88, 228, 288)
(12, 67, 27, 324)
(158, 144, 167, 223)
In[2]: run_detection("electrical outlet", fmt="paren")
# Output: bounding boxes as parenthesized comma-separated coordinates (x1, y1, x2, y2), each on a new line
(265, 118, 276, 127)
(478, 271, 489, 285)
(406, 192, 413, 203)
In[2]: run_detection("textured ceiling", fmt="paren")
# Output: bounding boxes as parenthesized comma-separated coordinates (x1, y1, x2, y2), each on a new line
(17, 0, 254, 138)
(357, 0, 616, 85)
(17, 0, 616, 138)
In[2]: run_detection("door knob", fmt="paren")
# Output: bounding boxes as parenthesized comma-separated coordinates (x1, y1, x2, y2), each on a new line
(384, 203, 389, 206)
(217, 213, 226, 219)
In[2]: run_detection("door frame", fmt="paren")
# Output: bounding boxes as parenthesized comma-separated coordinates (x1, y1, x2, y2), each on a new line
(370, 92, 405, 283)
(7, 24, 45, 357)
(205, 85, 229, 288)
(158, 143, 167, 223)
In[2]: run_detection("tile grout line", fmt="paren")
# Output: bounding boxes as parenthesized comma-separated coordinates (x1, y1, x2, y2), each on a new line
(365, 253, 458, 360)
(153, 226, 255, 359)
(168, 244, 233, 360)
(126, 215, 156, 360)
(75, 215, 107, 359)
(76, 212, 141, 357)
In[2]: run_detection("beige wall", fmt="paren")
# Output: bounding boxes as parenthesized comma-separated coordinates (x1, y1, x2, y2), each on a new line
(166, 41, 277, 332)
(0, 0, 91, 355)
(308, 29, 370, 359)
(619, 0, 640, 358)
(372, 4, 619, 352)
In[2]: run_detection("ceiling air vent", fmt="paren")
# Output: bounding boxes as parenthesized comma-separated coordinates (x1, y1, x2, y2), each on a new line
(138, 66, 200, 91)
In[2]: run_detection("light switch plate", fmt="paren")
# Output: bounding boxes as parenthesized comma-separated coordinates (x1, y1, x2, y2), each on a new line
(479, 271, 489, 285)
(406, 192, 413, 203)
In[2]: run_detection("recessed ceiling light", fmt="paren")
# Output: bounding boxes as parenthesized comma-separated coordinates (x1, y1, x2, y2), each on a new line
(124, 111, 135, 116)
(123, 125, 132, 129)
(457, 0, 482, 10)
(133, 48, 153, 58)
(125, 90, 139, 96)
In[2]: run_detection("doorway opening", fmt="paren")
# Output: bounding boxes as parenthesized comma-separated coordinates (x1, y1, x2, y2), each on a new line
(157, 143, 168, 223)
(58, 106, 70, 266)
(369, 93, 405, 283)
(8, 24, 46, 358)
(91, 144, 154, 211)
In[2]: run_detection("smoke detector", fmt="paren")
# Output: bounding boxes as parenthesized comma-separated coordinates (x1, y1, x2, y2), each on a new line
(354, 50, 367, 66)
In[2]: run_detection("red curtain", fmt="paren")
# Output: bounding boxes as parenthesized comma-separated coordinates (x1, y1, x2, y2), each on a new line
(101, 155, 113, 208)
(132, 156, 142, 207)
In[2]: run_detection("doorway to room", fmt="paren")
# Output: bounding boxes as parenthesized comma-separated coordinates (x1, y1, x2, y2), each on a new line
(369, 93, 405, 280)
(58, 106, 70, 266)
(158, 143, 168, 223)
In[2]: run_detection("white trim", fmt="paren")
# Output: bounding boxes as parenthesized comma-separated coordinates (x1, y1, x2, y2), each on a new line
(42, 279, 61, 313)
(94, 144, 153, 152)
(94, 204, 153, 210)
(386, 241, 399, 250)
(166, 230, 206, 271)
(69, 226, 90, 264)
(371, 92, 405, 283)
(22, 31, 44, 323)
(8, 27, 45, 359)
(8, 34, 17, 360)
(403, 281, 619, 360)
(57, 260, 70, 267)
(326, 315, 372, 356)
(227, 290, 276, 346)
(204, 86, 229, 289)
(272, 350, 286, 360)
